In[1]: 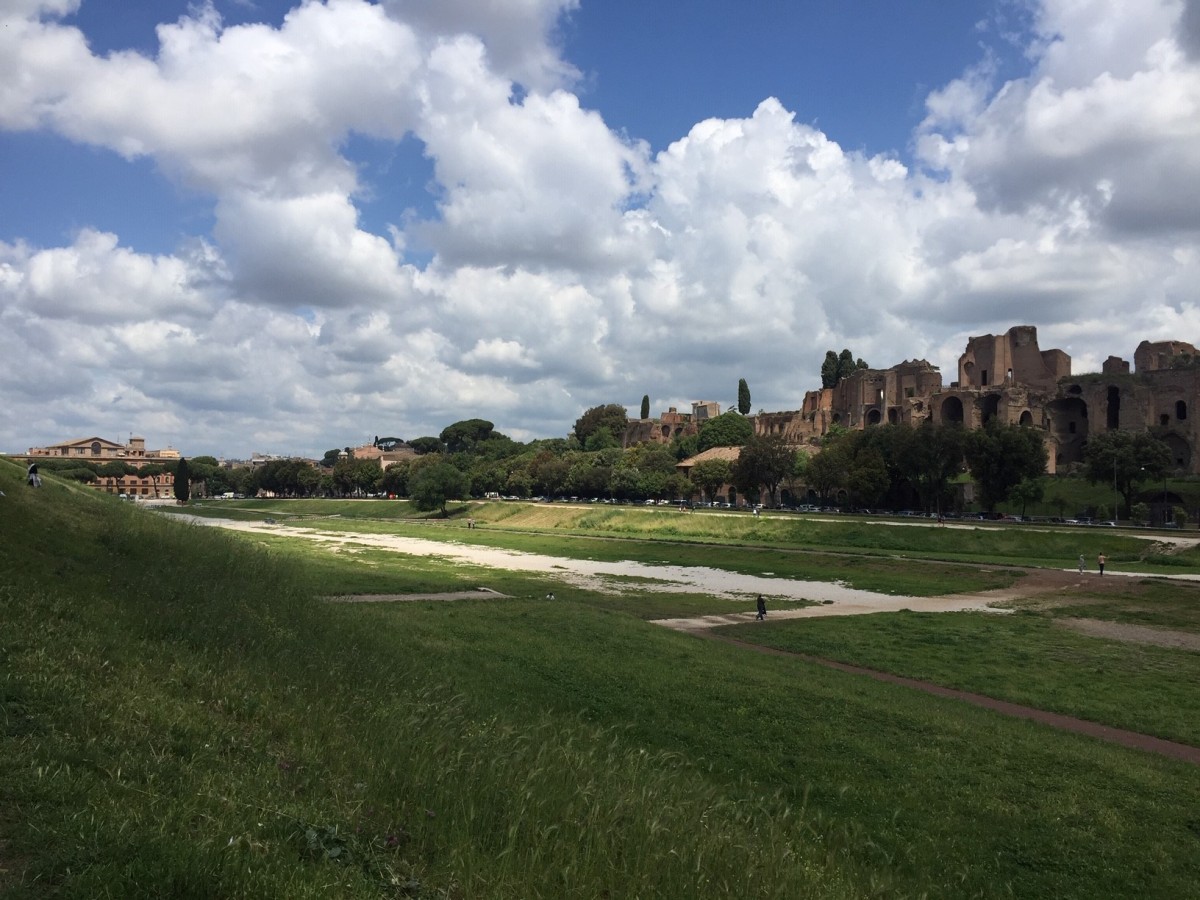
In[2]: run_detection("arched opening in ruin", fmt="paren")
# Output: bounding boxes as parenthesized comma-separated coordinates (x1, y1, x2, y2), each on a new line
(1106, 386, 1120, 430)
(1177, 400, 1188, 421)
(661, 425, 671, 438)
(888, 408, 899, 425)
(981, 369, 989, 387)
(1047, 398, 1088, 466)
(1019, 410, 1033, 426)
(1164, 433, 1191, 470)
(981, 394, 1001, 425)
(940, 396, 964, 425)
(866, 409, 881, 426)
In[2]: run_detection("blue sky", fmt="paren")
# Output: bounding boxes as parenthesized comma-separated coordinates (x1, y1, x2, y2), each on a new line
(2, 0, 1198, 457)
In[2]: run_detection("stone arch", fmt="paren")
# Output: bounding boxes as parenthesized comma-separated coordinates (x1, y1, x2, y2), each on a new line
(888, 408, 899, 424)
(1106, 386, 1120, 430)
(1047, 398, 1088, 466)
(91, 441, 102, 456)
(1164, 433, 1191, 470)
(940, 396, 964, 425)
(1177, 400, 1188, 421)
(980, 394, 1001, 425)
(866, 409, 881, 426)
(1019, 410, 1033, 426)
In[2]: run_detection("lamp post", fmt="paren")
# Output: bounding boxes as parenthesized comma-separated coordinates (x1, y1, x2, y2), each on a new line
(1113, 455, 1119, 524)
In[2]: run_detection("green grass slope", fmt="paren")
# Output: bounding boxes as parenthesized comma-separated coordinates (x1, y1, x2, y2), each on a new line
(0, 461, 853, 898)
(4, 464, 1200, 898)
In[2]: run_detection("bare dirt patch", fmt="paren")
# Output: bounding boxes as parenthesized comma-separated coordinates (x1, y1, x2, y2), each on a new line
(1055, 617, 1200, 651)
(329, 588, 509, 603)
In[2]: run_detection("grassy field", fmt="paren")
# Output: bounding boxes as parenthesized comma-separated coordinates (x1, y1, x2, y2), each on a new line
(5, 466, 1200, 897)
(717, 602, 1200, 745)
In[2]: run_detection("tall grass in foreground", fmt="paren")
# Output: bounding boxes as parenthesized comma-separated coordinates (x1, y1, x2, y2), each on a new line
(0, 462, 854, 898)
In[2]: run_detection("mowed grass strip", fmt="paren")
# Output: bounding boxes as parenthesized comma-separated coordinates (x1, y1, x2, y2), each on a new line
(177, 496, 1181, 573)
(180, 509, 1021, 597)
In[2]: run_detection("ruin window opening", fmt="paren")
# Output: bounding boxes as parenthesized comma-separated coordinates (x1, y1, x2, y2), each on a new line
(981, 369, 989, 386)
(1177, 401, 1187, 421)
(1161, 414, 1170, 427)
(1106, 387, 1120, 430)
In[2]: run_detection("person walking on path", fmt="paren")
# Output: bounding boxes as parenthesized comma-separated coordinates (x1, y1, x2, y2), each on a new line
(1078, 554, 1086, 574)
(755, 594, 767, 620)
(1097, 553, 1106, 576)
(26, 462, 41, 488)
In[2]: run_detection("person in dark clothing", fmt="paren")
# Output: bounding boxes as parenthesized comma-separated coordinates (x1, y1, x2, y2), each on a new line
(27, 463, 41, 487)
(755, 594, 766, 620)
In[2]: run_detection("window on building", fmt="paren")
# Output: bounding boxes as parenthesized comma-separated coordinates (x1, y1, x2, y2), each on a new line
(1177, 401, 1187, 421)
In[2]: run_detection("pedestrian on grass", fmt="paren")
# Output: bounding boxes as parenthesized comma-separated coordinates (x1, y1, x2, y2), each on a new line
(1078, 554, 1085, 574)
(1097, 553, 1106, 576)
(26, 462, 41, 488)
(755, 594, 767, 620)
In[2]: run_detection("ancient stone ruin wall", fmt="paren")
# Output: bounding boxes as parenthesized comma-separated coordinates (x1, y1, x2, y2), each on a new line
(1134, 340, 1200, 373)
(958, 325, 1070, 391)
(636, 324, 1200, 478)
(623, 406, 697, 447)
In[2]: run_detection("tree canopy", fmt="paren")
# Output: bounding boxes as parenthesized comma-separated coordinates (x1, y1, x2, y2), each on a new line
(690, 458, 732, 503)
(409, 462, 469, 515)
(439, 419, 496, 454)
(574, 404, 628, 448)
(697, 411, 753, 451)
(408, 436, 445, 455)
(732, 434, 793, 505)
(821, 349, 870, 389)
(640, 395, 650, 420)
(1082, 430, 1172, 519)
(962, 422, 1046, 512)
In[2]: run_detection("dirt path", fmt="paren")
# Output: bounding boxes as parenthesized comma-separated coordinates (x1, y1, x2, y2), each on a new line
(698, 632, 1200, 766)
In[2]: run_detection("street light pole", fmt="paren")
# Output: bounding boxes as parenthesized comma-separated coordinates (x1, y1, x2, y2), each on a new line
(1113, 455, 1119, 524)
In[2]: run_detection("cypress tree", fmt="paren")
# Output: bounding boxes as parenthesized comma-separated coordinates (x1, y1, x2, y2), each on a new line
(640, 394, 650, 419)
(737, 378, 751, 415)
(173, 457, 191, 503)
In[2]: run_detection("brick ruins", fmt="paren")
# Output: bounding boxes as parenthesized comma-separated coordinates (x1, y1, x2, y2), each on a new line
(627, 325, 1200, 475)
